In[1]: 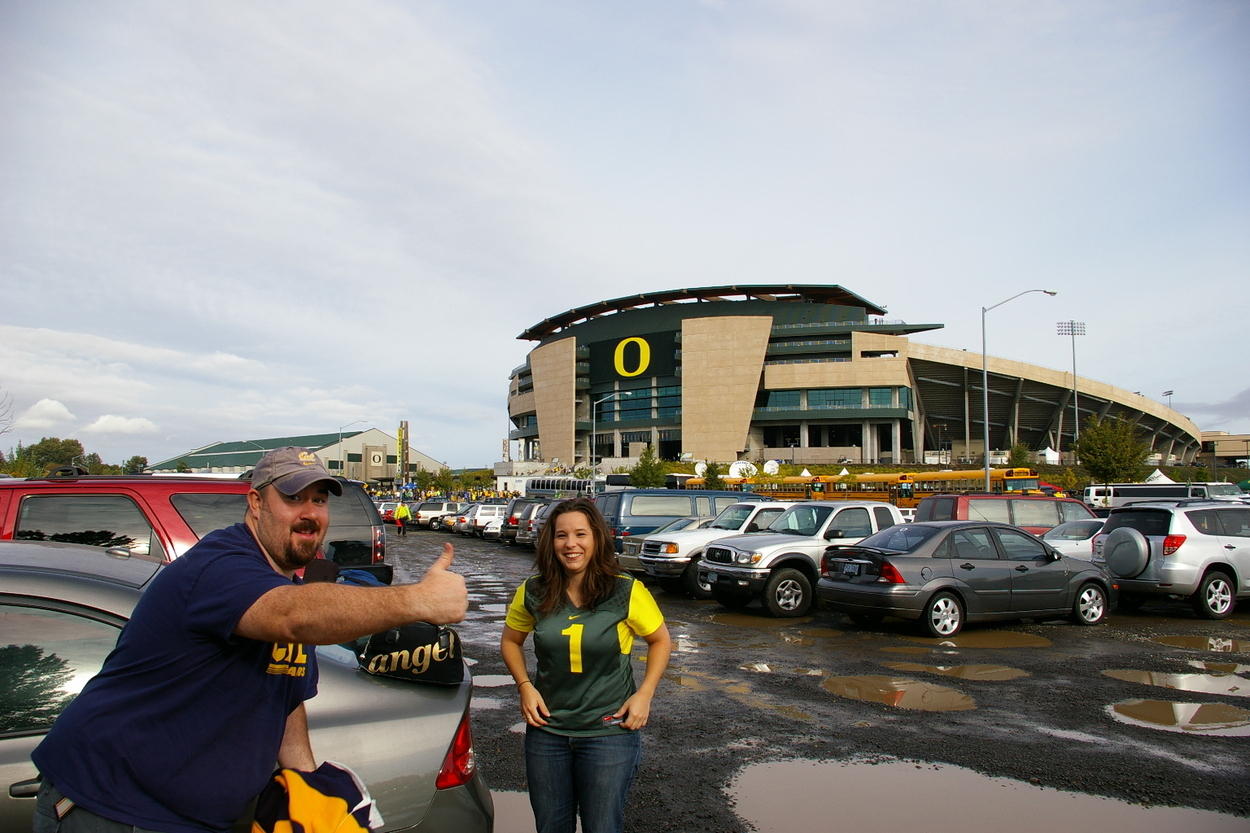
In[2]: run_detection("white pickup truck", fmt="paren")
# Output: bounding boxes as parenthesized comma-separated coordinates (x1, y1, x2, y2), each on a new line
(699, 500, 905, 617)
(639, 500, 794, 598)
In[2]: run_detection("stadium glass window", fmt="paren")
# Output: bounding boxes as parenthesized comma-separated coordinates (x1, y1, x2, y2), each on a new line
(808, 389, 861, 409)
(868, 388, 894, 407)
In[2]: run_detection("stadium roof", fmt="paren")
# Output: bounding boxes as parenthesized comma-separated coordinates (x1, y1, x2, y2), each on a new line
(518, 284, 889, 341)
(149, 431, 362, 471)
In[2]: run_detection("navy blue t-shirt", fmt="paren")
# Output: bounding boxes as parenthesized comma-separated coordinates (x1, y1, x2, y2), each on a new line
(32, 523, 319, 833)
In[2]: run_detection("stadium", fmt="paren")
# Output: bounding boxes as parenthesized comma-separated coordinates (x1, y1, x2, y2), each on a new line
(506, 285, 1200, 471)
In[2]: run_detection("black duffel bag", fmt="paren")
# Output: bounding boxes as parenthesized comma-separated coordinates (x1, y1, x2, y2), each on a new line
(358, 622, 464, 686)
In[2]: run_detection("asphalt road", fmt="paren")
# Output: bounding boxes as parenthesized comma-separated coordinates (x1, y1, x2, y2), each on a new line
(388, 526, 1250, 832)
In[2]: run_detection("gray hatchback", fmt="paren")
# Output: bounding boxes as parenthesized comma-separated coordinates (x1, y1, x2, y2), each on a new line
(818, 520, 1113, 637)
(0, 540, 493, 832)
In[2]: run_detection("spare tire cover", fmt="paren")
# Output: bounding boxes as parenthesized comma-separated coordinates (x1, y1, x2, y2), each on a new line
(1103, 527, 1150, 578)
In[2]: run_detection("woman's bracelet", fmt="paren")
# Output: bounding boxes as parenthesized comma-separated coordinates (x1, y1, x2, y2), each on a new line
(517, 679, 534, 689)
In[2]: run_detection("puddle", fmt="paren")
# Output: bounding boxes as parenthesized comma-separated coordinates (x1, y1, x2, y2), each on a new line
(880, 645, 932, 655)
(883, 662, 1029, 681)
(820, 675, 975, 711)
(730, 759, 1249, 832)
(667, 669, 816, 722)
(1153, 636, 1247, 653)
(1107, 699, 1250, 737)
(1188, 661, 1250, 676)
(795, 627, 842, 639)
(476, 603, 507, 614)
(469, 696, 505, 710)
(709, 613, 814, 628)
(741, 662, 777, 673)
(904, 631, 1052, 649)
(472, 674, 516, 688)
(1102, 669, 1249, 697)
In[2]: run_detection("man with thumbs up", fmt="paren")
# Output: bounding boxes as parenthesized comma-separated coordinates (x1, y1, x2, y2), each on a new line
(31, 446, 468, 833)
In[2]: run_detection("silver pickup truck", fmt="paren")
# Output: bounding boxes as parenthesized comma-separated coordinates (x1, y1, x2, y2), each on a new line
(699, 501, 905, 617)
(640, 500, 794, 598)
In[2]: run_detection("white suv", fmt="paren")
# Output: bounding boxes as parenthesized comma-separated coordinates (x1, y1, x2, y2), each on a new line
(1092, 499, 1250, 618)
(640, 501, 794, 598)
(699, 501, 905, 617)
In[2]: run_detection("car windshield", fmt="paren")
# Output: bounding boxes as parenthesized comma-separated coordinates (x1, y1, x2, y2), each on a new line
(855, 523, 941, 553)
(711, 505, 754, 530)
(767, 505, 834, 536)
(1206, 484, 1243, 497)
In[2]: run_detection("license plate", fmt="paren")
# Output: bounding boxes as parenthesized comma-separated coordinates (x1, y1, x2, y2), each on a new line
(841, 562, 861, 577)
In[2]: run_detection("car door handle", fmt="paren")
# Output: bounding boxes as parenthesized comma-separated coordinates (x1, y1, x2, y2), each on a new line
(10, 776, 40, 798)
(1015, 565, 1030, 572)
(1226, 545, 1237, 550)
(959, 562, 975, 570)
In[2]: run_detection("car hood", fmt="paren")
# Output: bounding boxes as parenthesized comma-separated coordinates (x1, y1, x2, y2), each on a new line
(711, 531, 826, 551)
(650, 526, 746, 546)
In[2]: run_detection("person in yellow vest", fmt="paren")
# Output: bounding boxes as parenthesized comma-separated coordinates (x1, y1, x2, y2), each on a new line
(393, 501, 412, 537)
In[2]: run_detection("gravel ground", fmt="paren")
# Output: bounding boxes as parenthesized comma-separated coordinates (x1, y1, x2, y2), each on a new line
(389, 527, 1250, 831)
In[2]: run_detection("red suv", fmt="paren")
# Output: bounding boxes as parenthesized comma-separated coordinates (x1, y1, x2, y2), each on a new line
(0, 469, 390, 581)
(915, 493, 1094, 534)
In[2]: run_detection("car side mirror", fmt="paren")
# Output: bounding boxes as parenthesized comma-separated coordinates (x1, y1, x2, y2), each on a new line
(745, 522, 759, 532)
(1047, 548, 1063, 562)
(825, 529, 845, 540)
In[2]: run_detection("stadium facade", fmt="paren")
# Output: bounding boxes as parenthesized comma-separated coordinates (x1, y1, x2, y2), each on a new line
(506, 286, 1200, 469)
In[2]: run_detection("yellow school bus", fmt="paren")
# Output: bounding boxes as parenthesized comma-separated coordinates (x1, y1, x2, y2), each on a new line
(682, 468, 1039, 508)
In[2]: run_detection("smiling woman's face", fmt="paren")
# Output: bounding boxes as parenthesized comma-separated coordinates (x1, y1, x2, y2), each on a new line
(552, 510, 595, 577)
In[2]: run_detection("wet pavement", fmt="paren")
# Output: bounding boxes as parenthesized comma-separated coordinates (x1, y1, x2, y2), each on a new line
(388, 527, 1250, 831)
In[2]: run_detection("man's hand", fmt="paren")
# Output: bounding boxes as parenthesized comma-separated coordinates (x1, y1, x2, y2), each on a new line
(412, 543, 467, 624)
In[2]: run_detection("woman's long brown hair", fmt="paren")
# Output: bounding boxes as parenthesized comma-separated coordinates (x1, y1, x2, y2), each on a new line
(532, 497, 619, 615)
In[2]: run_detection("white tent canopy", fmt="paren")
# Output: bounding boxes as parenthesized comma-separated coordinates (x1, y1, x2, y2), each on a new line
(1144, 468, 1175, 483)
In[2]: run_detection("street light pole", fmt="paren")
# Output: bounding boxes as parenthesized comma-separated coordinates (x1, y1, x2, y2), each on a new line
(591, 392, 632, 471)
(982, 289, 1057, 491)
(338, 419, 367, 478)
(1056, 320, 1086, 463)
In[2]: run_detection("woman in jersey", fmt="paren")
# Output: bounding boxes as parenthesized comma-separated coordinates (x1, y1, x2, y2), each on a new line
(500, 497, 671, 833)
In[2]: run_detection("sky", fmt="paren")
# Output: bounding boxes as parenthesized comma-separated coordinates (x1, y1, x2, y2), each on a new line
(2, 0, 1247, 468)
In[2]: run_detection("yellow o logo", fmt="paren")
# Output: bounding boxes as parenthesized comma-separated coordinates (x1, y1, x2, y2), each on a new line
(613, 337, 650, 377)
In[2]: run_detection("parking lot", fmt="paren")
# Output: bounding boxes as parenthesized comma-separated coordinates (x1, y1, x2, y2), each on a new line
(390, 527, 1250, 832)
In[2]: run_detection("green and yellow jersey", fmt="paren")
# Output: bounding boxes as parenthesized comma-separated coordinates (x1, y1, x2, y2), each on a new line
(505, 574, 664, 736)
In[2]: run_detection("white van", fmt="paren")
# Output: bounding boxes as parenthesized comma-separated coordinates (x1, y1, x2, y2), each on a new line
(1083, 482, 1247, 509)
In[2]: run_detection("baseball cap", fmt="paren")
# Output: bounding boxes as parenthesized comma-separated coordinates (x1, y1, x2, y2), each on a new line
(251, 447, 343, 496)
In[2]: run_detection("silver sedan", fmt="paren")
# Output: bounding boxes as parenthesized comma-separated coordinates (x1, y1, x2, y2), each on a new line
(1041, 519, 1106, 560)
(0, 540, 493, 832)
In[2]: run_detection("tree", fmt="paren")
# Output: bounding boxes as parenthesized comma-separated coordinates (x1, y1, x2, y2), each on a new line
(18, 437, 84, 473)
(176, 460, 192, 473)
(433, 467, 456, 496)
(703, 461, 725, 490)
(123, 455, 149, 474)
(1074, 415, 1150, 484)
(629, 444, 666, 488)
(1008, 443, 1032, 468)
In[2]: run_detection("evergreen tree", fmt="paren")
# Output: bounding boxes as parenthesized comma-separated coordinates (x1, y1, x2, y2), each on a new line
(1074, 416, 1150, 484)
(629, 444, 666, 488)
(703, 461, 725, 490)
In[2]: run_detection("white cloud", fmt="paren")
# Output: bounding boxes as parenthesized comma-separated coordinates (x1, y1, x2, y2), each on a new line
(82, 415, 159, 435)
(14, 399, 76, 431)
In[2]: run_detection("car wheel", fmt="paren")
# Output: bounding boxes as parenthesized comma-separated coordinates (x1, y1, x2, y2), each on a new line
(763, 568, 812, 618)
(922, 592, 964, 637)
(712, 588, 751, 610)
(1102, 527, 1150, 578)
(682, 558, 714, 600)
(1192, 571, 1235, 619)
(1071, 583, 1108, 626)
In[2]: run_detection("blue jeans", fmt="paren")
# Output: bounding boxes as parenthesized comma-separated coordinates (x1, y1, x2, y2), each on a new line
(33, 780, 166, 833)
(524, 727, 643, 833)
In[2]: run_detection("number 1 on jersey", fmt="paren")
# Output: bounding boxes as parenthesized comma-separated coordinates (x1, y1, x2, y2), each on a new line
(560, 623, 584, 673)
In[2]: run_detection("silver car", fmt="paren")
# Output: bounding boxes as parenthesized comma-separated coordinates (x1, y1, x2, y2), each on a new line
(1041, 519, 1105, 560)
(818, 521, 1112, 637)
(0, 541, 493, 832)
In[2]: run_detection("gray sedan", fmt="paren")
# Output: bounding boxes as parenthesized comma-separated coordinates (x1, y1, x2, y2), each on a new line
(817, 521, 1112, 637)
(0, 540, 493, 832)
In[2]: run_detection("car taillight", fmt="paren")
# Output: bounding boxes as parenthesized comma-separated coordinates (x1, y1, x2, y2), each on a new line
(436, 709, 477, 789)
(1162, 535, 1186, 555)
(877, 561, 906, 584)
(373, 527, 385, 563)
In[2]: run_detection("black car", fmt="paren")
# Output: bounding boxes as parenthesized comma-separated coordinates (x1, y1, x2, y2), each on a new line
(817, 520, 1114, 637)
